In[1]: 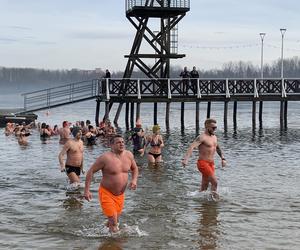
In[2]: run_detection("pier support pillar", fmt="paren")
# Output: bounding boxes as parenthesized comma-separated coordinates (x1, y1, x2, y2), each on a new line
(154, 103, 158, 125)
(136, 102, 141, 122)
(181, 102, 185, 129)
(103, 101, 110, 121)
(284, 100, 288, 129)
(224, 101, 228, 131)
(165, 102, 170, 131)
(95, 99, 101, 127)
(252, 101, 256, 129)
(259, 101, 263, 128)
(196, 101, 200, 134)
(280, 100, 287, 129)
(130, 102, 135, 129)
(114, 102, 124, 126)
(233, 101, 237, 130)
(125, 102, 129, 131)
(207, 102, 211, 118)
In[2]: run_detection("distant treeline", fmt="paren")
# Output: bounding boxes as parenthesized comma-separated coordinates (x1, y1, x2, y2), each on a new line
(1, 56, 300, 88)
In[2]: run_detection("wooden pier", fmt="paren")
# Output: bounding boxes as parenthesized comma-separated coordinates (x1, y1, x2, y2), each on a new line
(19, 77, 300, 131)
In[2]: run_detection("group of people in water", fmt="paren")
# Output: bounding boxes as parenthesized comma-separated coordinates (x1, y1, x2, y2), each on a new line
(4, 117, 226, 234)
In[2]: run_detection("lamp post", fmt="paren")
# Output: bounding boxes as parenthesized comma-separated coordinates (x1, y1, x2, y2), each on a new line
(280, 28, 287, 78)
(259, 33, 266, 80)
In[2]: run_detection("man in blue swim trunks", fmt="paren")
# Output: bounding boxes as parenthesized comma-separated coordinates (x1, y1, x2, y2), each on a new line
(58, 126, 84, 184)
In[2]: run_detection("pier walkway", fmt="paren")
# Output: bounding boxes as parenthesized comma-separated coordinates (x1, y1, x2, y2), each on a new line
(21, 78, 300, 113)
(19, 77, 300, 130)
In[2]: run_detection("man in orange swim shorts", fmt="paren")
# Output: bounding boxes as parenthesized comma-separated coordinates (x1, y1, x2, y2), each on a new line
(84, 135, 139, 233)
(182, 118, 226, 193)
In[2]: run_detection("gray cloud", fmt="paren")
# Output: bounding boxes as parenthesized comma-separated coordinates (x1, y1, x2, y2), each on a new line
(8, 25, 32, 31)
(0, 37, 19, 44)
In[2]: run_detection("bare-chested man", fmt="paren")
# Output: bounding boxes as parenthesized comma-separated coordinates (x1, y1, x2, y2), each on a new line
(182, 118, 226, 197)
(59, 121, 71, 144)
(58, 127, 84, 184)
(84, 134, 138, 233)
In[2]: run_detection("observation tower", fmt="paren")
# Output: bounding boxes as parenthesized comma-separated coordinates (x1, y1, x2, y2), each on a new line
(124, 0, 190, 78)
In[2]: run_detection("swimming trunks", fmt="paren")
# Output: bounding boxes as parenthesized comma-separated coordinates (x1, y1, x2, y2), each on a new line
(197, 160, 215, 177)
(65, 165, 81, 176)
(148, 152, 161, 159)
(98, 186, 125, 217)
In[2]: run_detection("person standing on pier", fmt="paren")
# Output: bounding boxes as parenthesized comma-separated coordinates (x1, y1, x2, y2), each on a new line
(180, 66, 190, 95)
(84, 134, 138, 233)
(104, 69, 111, 79)
(190, 66, 199, 94)
(182, 118, 226, 198)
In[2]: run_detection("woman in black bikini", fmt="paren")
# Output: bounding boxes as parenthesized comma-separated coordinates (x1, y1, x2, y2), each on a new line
(146, 125, 164, 165)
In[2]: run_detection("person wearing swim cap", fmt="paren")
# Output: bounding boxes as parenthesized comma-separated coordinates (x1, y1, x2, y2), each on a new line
(58, 126, 84, 184)
(146, 124, 164, 166)
(129, 118, 146, 156)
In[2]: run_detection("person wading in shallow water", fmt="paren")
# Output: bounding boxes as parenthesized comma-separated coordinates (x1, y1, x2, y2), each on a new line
(129, 118, 146, 156)
(146, 125, 164, 166)
(182, 118, 226, 199)
(84, 135, 138, 233)
(58, 127, 84, 185)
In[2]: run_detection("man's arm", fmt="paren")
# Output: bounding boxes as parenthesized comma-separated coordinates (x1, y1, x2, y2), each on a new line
(58, 142, 70, 171)
(216, 144, 226, 168)
(182, 135, 202, 167)
(129, 152, 138, 190)
(84, 155, 105, 201)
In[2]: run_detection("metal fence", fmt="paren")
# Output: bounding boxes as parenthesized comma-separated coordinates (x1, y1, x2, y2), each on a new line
(126, 0, 190, 11)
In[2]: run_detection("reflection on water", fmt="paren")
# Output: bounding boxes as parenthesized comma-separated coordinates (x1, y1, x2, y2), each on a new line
(98, 238, 124, 250)
(196, 201, 219, 250)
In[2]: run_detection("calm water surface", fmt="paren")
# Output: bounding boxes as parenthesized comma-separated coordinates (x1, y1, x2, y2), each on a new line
(1, 100, 300, 249)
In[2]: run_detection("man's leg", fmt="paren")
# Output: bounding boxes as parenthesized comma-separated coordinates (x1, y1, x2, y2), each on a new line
(67, 172, 80, 184)
(209, 175, 218, 192)
(200, 175, 209, 191)
(107, 213, 119, 233)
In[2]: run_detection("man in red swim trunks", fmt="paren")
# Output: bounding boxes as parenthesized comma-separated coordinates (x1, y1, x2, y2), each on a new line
(84, 135, 138, 233)
(182, 118, 226, 193)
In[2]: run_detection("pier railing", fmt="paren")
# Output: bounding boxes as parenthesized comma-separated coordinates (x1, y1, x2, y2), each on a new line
(126, 0, 190, 11)
(21, 79, 100, 113)
(20, 78, 300, 113)
(104, 78, 300, 100)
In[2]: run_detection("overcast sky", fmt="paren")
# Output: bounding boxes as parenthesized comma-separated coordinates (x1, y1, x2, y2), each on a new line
(0, 0, 300, 71)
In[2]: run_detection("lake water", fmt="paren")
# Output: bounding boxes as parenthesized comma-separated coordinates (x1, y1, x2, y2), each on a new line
(1, 97, 300, 250)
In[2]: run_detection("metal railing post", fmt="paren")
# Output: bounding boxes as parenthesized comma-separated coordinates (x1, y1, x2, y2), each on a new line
(106, 78, 110, 100)
(168, 79, 171, 99)
(197, 78, 201, 99)
(281, 78, 287, 98)
(225, 78, 230, 98)
(254, 78, 259, 98)
(137, 79, 141, 99)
